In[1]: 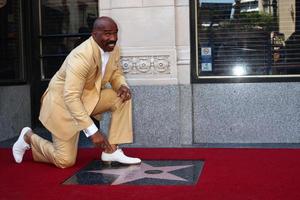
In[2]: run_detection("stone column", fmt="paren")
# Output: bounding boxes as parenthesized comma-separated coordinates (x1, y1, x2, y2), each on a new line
(175, 0, 190, 84)
(99, 0, 178, 85)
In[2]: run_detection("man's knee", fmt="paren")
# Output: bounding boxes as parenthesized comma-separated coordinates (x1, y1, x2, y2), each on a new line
(102, 89, 118, 100)
(101, 89, 131, 111)
(54, 155, 76, 169)
(112, 98, 131, 112)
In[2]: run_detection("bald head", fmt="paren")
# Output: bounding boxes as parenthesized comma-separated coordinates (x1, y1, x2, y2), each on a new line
(92, 16, 118, 52)
(93, 16, 117, 31)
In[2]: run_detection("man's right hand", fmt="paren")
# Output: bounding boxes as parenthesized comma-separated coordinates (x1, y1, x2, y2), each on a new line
(90, 131, 113, 152)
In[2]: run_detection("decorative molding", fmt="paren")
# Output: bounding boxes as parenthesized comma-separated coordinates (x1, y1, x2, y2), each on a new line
(120, 55, 171, 75)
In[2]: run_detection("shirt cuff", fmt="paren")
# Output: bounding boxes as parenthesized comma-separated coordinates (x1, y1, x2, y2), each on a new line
(83, 123, 98, 137)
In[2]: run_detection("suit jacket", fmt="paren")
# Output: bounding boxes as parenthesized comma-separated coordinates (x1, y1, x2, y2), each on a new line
(39, 36, 127, 141)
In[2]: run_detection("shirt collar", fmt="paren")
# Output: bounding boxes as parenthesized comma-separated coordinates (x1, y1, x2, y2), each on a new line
(98, 46, 110, 57)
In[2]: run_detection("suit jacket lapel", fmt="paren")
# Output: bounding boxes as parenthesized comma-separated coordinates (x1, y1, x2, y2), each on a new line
(90, 36, 102, 93)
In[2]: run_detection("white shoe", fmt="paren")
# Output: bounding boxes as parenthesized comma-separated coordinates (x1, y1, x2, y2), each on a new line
(12, 127, 31, 163)
(101, 149, 141, 165)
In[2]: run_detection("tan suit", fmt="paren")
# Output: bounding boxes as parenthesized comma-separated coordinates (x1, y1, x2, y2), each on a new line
(30, 37, 133, 168)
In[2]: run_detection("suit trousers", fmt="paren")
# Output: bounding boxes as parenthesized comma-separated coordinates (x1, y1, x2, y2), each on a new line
(31, 88, 133, 168)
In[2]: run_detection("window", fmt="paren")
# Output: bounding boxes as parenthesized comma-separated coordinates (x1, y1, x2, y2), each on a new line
(39, 0, 98, 80)
(0, 0, 24, 84)
(191, 0, 300, 82)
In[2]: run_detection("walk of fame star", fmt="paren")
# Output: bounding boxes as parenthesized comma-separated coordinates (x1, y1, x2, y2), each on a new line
(63, 160, 204, 185)
(88, 162, 194, 185)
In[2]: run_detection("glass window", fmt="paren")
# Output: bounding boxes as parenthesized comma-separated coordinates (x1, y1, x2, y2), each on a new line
(0, 0, 24, 83)
(191, 0, 300, 81)
(39, 0, 98, 80)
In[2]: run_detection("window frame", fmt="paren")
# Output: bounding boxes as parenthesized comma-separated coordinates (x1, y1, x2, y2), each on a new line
(37, 0, 96, 81)
(190, 0, 300, 83)
(0, 0, 27, 85)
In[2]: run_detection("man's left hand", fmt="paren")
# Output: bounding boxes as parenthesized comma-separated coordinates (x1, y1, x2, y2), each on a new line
(117, 85, 131, 102)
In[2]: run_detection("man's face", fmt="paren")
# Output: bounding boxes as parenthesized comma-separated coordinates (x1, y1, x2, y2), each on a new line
(92, 22, 118, 52)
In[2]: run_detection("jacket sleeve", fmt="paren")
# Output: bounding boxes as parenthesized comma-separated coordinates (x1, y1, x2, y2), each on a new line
(110, 48, 128, 91)
(63, 53, 94, 131)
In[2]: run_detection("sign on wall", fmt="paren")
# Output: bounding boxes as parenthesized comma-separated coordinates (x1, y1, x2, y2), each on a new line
(201, 47, 212, 72)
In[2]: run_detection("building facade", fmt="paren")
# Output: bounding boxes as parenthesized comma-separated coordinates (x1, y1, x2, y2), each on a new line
(0, 0, 299, 146)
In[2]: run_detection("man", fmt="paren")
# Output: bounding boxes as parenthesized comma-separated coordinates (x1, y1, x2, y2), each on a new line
(12, 16, 141, 168)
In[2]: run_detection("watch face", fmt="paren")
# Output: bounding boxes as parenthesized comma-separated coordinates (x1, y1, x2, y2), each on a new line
(0, 0, 7, 9)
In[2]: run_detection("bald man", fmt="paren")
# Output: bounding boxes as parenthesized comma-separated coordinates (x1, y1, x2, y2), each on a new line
(12, 17, 141, 168)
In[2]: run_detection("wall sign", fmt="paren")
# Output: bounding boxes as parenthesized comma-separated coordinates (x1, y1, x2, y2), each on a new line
(201, 47, 212, 71)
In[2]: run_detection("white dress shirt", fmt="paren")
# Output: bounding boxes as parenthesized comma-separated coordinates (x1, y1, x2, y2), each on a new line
(83, 47, 110, 137)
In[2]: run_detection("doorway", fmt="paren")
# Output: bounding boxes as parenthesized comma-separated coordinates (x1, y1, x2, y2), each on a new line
(30, 0, 98, 127)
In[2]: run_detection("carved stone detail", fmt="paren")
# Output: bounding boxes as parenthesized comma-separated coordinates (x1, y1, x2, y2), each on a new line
(120, 56, 171, 75)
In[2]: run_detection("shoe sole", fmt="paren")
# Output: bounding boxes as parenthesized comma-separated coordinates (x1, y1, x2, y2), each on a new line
(102, 160, 142, 166)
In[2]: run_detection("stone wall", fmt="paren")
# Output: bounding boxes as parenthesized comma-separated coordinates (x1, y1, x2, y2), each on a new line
(0, 85, 31, 142)
(100, 83, 299, 147)
(193, 82, 300, 144)
(100, 85, 193, 147)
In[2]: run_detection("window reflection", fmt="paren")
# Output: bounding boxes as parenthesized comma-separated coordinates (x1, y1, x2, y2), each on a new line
(41, 0, 97, 35)
(41, 0, 97, 53)
(197, 0, 300, 77)
(0, 0, 23, 81)
(39, 0, 98, 80)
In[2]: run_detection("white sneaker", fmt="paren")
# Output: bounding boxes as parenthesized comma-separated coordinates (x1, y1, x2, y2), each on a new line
(12, 127, 31, 163)
(101, 149, 141, 165)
